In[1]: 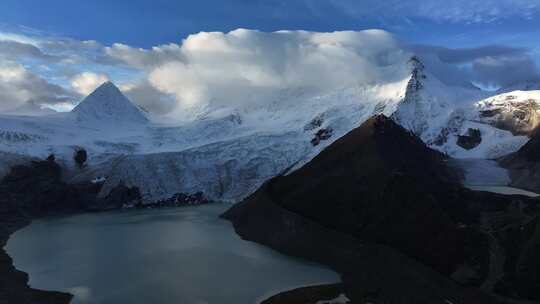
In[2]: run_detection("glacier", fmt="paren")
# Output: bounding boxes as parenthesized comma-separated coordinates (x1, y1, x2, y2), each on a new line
(0, 60, 538, 203)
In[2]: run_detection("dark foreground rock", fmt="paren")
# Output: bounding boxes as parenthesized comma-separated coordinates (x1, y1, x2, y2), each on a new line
(142, 191, 210, 208)
(497, 128, 540, 300)
(224, 115, 540, 303)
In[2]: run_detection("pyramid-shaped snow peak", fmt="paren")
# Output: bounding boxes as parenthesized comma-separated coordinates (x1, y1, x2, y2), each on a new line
(72, 81, 148, 125)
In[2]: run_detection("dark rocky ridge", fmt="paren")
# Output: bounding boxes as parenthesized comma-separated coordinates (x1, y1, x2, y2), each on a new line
(224, 115, 540, 303)
(457, 128, 482, 150)
(500, 126, 540, 192)
(497, 127, 540, 300)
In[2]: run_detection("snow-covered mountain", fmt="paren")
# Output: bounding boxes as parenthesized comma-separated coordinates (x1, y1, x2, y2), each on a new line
(68, 79, 409, 202)
(0, 59, 538, 203)
(393, 57, 537, 158)
(0, 78, 409, 202)
(72, 81, 148, 125)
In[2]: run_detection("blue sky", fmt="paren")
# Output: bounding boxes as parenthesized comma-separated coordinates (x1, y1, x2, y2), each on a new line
(1, 0, 540, 49)
(0, 0, 539, 113)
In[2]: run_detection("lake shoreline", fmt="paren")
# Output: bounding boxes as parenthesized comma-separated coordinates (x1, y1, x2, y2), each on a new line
(259, 283, 347, 304)
(0, 215, 73, 304)
(7, 204, 340, 304)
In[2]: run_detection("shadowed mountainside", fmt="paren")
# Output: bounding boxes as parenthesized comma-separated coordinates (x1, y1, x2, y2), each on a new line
(224, 115, 540, 303)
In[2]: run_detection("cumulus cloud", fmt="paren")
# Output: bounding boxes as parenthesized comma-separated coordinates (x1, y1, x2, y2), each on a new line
(112, 29, 411, 115)
(0, 40, 59, 61)
(412, 45, 526, 64)
(71, 72, 109, 95)
(0, 26, 539, 117)
(106, 43, 183, 69)
(121, 80, 176, 115)
(0, 62, 74, 111)
(473, 55, 540, 88)
(99, 29, 540, 117)
(410, 44, 538, 88)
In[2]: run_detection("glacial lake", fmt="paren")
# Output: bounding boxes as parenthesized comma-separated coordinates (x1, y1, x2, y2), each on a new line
(6, 204, 340, 304)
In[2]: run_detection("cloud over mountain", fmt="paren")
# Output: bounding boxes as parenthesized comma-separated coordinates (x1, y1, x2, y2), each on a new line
(71, 72, 109, 96)
(0, 25, 539, 119)
(110, 29, 411, 115)
(0, 62, 74, 111)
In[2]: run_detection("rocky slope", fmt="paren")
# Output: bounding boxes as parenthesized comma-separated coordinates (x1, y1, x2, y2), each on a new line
(223, 115, 540, 303)
(475, 91, 540, 137)
(500, 126, 540, 193)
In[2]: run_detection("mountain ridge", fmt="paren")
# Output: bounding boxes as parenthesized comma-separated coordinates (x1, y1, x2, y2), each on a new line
(223, 114, 527, 303)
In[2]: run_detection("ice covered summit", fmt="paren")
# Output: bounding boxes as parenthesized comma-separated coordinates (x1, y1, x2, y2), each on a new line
(72, 81, 148, 125)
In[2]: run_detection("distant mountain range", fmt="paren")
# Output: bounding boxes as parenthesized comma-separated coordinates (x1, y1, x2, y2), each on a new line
(0, 57, 538, 203)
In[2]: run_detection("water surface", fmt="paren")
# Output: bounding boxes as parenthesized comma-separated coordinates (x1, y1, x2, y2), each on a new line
(466, 185, 539, 197)
(6, 204, 339, 304)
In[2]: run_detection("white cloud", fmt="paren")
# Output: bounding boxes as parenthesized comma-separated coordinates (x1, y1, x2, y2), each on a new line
(71, 72, 109, 95)
(1, 26, 539, 118)
(0, 62, 74, 111)
(113, 29, 411, 116)
(0, 40, 58, 61)
(473, 55, 540, 87)
(0, 32, 41, 46)
(121, 80, 176, 115)
(106, 43, 183, 69)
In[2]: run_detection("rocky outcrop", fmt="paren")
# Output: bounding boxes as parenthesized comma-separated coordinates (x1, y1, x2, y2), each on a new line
(310, 128, 333, 146)
(148, 191, 209, 207)
(224, 115, 540, 303)
(477, 95, 540, 136)
(457, 128, 482, 150)
(500, 127, 540, 192)
(0, 159, 101, 216)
